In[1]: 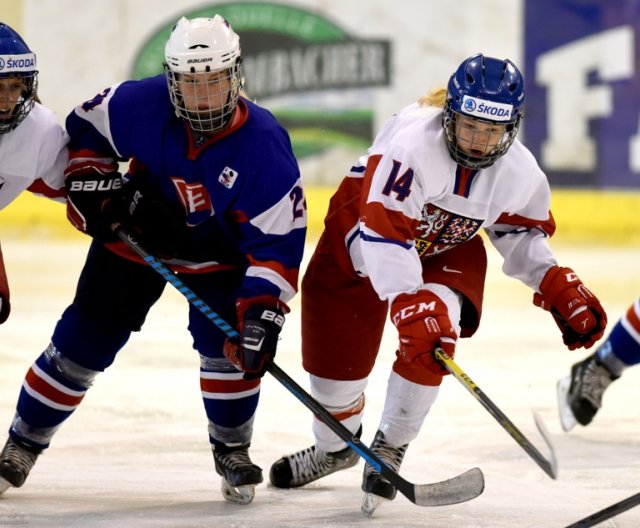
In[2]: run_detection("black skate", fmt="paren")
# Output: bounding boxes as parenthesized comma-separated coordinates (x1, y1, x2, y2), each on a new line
(269, 439, 359, 488)
(0, 437, 41, 493)
(361, 430, 408, 516)
(557, 352, 619, 431)
(213, 443, 263, 504)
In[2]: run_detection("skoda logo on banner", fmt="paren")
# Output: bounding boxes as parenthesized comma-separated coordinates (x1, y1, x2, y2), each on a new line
(131, 2, 392, 163)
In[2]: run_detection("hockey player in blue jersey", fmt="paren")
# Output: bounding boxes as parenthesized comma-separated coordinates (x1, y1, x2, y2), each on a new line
(0, 14, 306, 504)
(557, 298, 640, 431)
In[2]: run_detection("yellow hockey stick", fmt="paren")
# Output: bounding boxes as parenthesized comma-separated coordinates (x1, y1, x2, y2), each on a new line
(435, 347, 558, 479)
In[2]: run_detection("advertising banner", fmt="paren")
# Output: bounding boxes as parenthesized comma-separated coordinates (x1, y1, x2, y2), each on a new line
(524, 0, 640, 188)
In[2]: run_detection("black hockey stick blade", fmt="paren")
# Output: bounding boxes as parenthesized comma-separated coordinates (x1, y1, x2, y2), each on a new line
(115, 228, 485, 507)
(565, 491, 640, 527)
(435, 348, 558, 479)
(267, 362, 485, 507)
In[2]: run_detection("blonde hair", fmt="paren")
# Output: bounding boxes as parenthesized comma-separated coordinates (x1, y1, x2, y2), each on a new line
(417, 86, 447, 108)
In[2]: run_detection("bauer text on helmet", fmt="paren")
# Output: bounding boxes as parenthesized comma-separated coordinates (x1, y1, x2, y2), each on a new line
(164, 15, 243, 134)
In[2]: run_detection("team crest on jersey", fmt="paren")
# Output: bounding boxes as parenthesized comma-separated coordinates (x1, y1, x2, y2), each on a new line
(171, 178, 214, 226)
(414, 204, 482, 257)
(218, 167, 238, 189)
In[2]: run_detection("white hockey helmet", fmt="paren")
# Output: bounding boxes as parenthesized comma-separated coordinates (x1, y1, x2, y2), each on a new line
(164, 15, 242, 133)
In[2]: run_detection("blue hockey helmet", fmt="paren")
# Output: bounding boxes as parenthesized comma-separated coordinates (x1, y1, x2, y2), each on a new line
(0, 22, 38, 133)
(442, 54, 525, 169)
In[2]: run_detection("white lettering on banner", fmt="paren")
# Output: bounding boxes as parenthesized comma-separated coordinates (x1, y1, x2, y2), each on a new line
(536, 26, 634, 171)
(242, 42, 387, 98)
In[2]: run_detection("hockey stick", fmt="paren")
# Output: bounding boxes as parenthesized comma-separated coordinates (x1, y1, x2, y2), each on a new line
(114, 226, 485, 507)
(564, 491, 640, 527)
(434, 348, 558, 479)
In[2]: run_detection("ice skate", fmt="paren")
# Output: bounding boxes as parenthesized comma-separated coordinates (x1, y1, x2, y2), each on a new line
(557, 353, 618, 431)
(213, 443, 263, 504)
(269, 440, 359, 488)
(361, 430, 408, 516)
(0, 437, 41, 493)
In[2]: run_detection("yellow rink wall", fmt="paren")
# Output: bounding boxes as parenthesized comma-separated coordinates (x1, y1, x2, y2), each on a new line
(1, 187, 640, 246)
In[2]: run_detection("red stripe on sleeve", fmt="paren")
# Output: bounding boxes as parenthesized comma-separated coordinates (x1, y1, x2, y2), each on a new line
(26, 179, 66, 199)
(245, 256, 299, 291)
(625, 303, 640, 333)
(495, 210, 557, 237)
(362, 201, 418, 242)
(359, 154, 418, 242)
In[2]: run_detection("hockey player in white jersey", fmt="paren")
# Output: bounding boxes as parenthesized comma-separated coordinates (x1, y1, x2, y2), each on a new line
(0, 22, 67, 493)
(558, 298, 640, 431)
(0, 22, 67, 326)
(269, 54, 607, 514)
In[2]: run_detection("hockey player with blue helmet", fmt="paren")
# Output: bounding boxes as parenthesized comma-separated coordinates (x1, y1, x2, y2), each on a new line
(269, 54, 605, 515)
(0, 23, 67, 326)
(442, 53, 525, 169)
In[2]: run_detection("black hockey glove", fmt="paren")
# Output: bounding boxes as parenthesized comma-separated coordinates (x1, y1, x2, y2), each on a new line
(117, 179, 187, 259)
(223, 296, 290, 380)
(65, 163, 125, 242)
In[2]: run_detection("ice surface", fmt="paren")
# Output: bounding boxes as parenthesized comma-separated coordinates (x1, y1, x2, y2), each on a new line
(0, 238, 639, 527)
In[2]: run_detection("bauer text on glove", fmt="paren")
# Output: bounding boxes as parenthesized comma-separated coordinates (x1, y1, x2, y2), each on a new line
(223, 296, 290, 379)
(65, 162, 125, 242)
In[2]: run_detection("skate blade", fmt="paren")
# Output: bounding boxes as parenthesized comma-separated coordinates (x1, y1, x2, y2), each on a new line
(220, 479, 256, 505)
(361, 492, 388, 517)
(0, 477, 11, 494)
(557, 376, 578, 432)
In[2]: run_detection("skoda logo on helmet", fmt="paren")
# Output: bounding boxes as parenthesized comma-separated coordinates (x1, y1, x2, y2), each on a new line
(463, 98, 476, 112)
(461, 95, 514, 122)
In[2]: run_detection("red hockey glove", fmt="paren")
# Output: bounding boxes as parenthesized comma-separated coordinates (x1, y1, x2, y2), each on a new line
(533, 265, 607, 350)
(390, 290, 457, 375)
(223, 296, 290, 380)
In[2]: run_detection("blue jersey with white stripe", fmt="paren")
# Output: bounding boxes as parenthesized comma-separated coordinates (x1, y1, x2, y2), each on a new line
(66, 74, 306, 302)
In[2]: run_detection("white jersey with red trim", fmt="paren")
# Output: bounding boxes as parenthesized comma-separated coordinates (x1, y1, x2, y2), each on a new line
(0, 103, 68, 210)
(349, 102, 557, 303)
